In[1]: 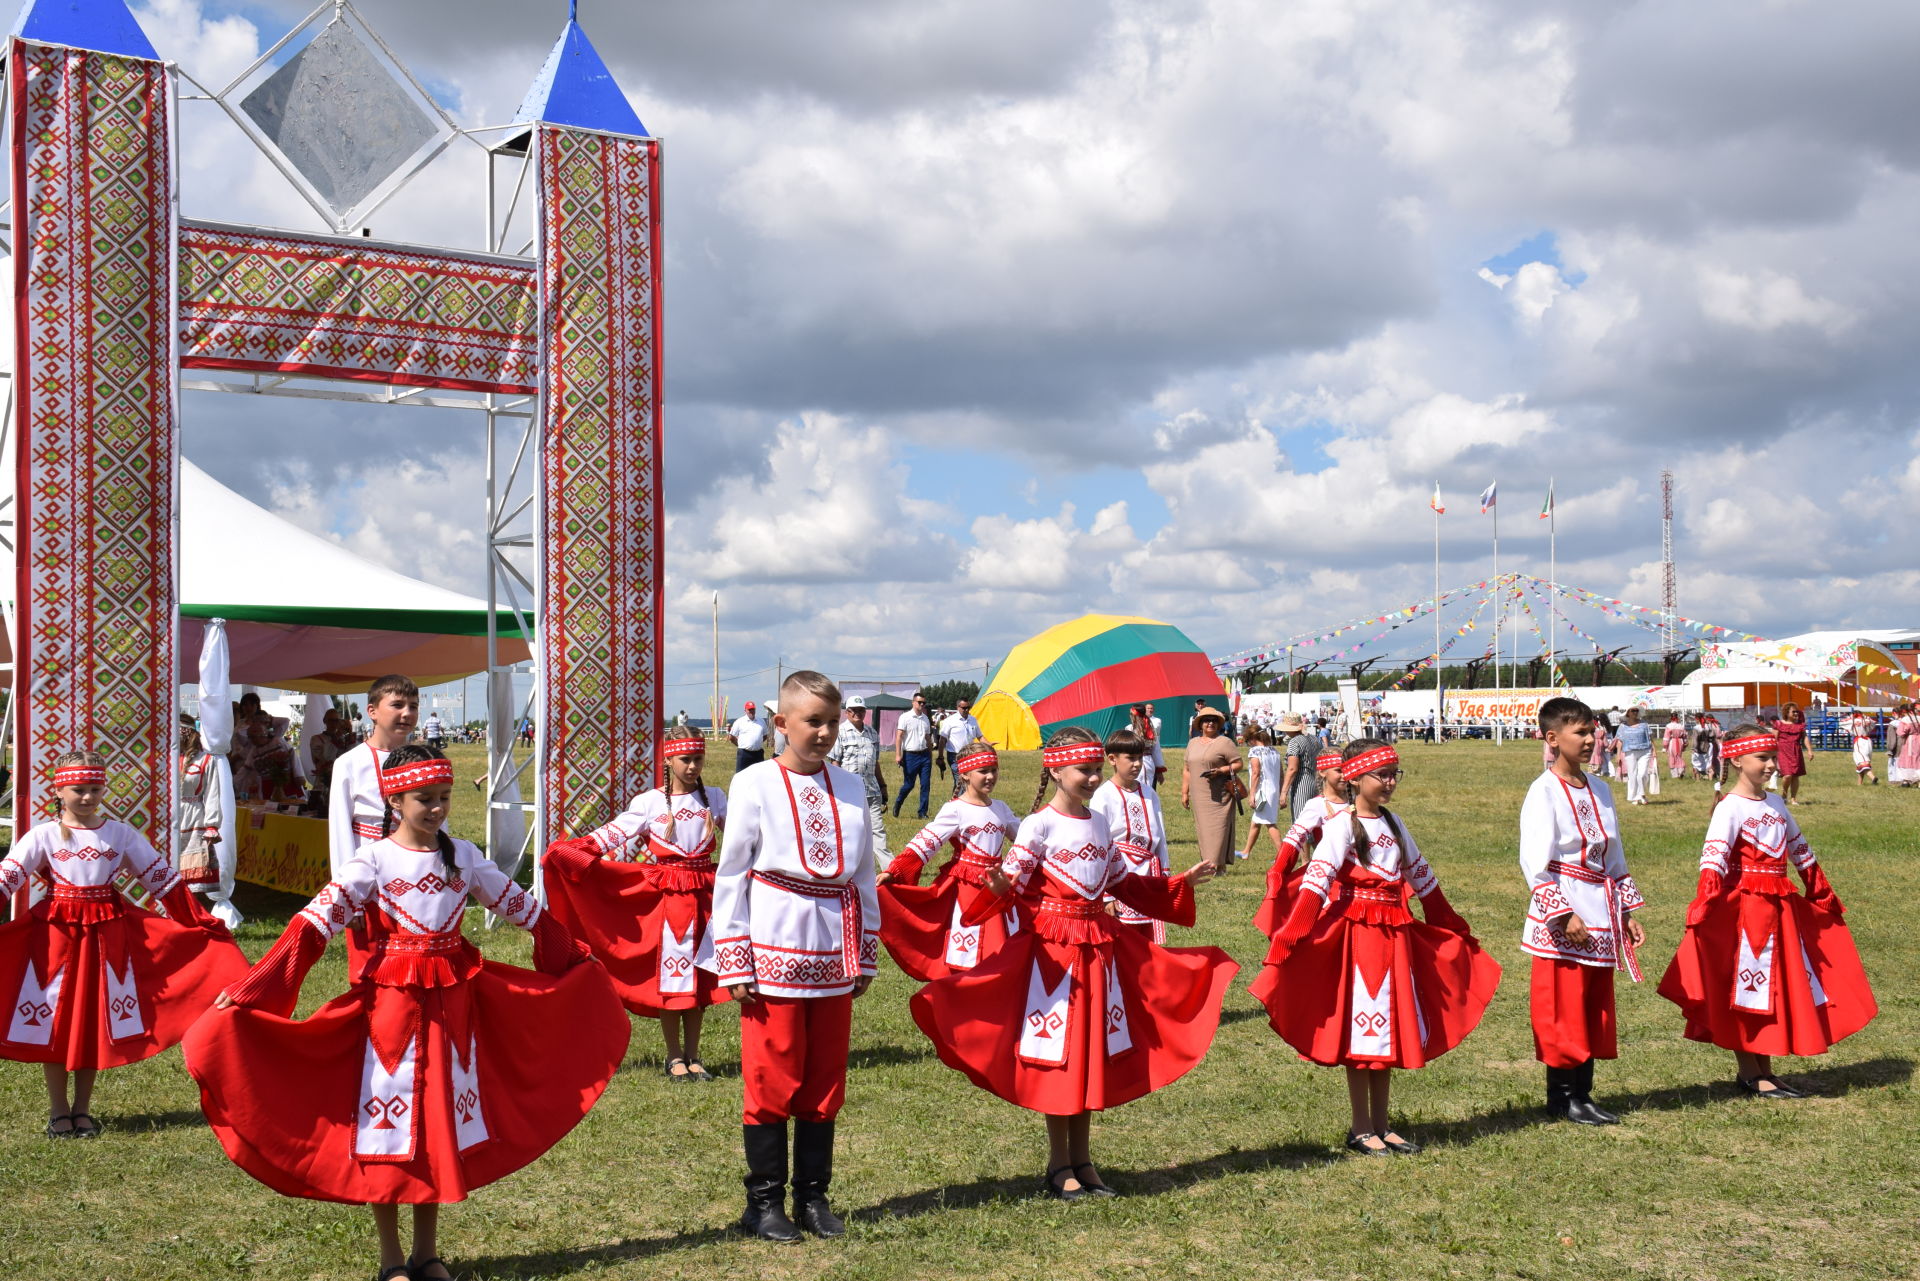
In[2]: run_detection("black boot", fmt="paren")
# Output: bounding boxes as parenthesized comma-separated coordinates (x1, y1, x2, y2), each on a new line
(1544, 1065, 1575, 1119)
(1566, 1059, 1620, 1126)
(792, 1119, 846, 1238)
(740, 1123, 802, 1242)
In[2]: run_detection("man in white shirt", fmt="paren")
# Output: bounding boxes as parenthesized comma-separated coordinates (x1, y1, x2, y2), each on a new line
(892, 692, 935, 819)
(937, 697, 982, 798)
(730, 700, 768, 772)
(423, 711, 446, 750)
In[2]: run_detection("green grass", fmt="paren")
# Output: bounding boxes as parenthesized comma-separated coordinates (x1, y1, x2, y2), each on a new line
(2, 743, 1914, 1280)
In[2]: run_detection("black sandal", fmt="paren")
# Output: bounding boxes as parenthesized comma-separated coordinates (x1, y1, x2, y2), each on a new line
(685, 1060, 713, 1082)
(69, 1111, 100, 1139)
(1344, 1131, 1390, 1156)
(45, 1112, 74, 1140)
(1044, 1165, 1087, 1202)
(407, 1257, 453, 1280)
(1073, 1162, 1117, 1197)
(376, 1267, 410, 1281)
(664, 1057, 691, 1083)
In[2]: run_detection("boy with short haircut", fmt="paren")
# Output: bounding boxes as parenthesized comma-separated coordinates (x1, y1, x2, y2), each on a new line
(711, 671, 879, 1243)
(1519, 696, 1648, 1126)
(328, 675, 418, 981)
(1091, 728, 1172, 940)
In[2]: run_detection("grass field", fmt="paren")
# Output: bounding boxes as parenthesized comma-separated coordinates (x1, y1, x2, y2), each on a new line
(2, 742, 1914, 1280)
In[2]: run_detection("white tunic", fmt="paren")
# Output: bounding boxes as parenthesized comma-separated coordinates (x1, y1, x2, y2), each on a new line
(1000, 806, 1139, 900)
(1280, 795, 1347, 859)
(178, 753, 224, 841)
(326, 742, 391, 879)
(1697, 792, 1815, 879)
(708, 760, 880, 998)
(0, 819, 181, 901)
(1298, 811, 1438, 903)
(301, 836, 538, 939)
(1518, 770, 1646, 969)
(896, 797, 1018, 874)
(583, 787, 728, 861)
(1089, 780, 1170, 930)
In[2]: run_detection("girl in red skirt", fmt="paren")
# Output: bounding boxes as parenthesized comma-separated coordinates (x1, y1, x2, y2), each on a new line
(1658, 726, 1877, 1097)
(542, 726, 732, 1081)
(185, 745, 627, 1281)
(1252, 749, 1348, 938)
(910, 727, 1237, 1201)
(875, 740, 1021, 980)
(1250, 739, 1501, 1155)
(0, 751, 246, 1138)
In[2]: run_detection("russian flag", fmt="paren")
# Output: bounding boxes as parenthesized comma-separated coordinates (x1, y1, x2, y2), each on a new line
(1479, 481, 1497, 513)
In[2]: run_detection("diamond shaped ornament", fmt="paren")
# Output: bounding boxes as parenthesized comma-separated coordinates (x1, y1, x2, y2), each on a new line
(221, 4, 456, 233)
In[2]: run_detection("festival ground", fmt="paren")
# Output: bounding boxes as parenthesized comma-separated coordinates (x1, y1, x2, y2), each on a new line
(1, 743, 1912, 1281)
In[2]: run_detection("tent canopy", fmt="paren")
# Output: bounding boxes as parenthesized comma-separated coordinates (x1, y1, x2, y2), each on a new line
(976, 613, 1227, 751)
(3, 460, 531, 694)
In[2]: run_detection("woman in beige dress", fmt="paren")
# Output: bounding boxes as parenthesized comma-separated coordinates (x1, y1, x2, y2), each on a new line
(1182, 706, 1243, 871)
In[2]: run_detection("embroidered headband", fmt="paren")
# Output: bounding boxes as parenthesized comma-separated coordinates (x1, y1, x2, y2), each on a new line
(1340, 746, 1400, 781)
(52, 765, 106, 788)
(1042, 741, 1105, 769)
(1315, 752, 1344, 772)
(954, 748, 999, 774)
(379, 758, 455, 797)
(1722, 734, 1777, 761)
(661, 729, 706, 759)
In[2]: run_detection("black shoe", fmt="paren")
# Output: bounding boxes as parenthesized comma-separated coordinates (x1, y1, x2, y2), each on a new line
(1738, 1075, 1805, 1099)
(45, 1112, 74, 1140)
(1378, 1130, 1422, 1154)
(1073, 1162, 1118, 1197)
(406, 1257, 453, 1280)
(376, 1267, 409, 1281)
(1045, 1165, 1089, 1200)
(69, 1111, 100, 1139)
(1344, 1131, 1390, 1156)
(792, 1120, 845, 1238)
(1758, 1075, 1810, 1098)
(740, 1123, 802, 1242)
(1544, 1066, 1576, 1119)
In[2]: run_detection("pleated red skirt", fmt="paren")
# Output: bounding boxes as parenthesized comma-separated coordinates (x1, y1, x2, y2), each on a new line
(879, 875, 1019, 982)
(1250, 914, 1501, 1069)
(0, 901, 248, 1069)
(184, 960, 628, 1204)
(542, 856, 731, 1018)
(910, 926, 1238, 1115)
(1658, 890, 1876, 1056)
(1252, 860, 1309, 938)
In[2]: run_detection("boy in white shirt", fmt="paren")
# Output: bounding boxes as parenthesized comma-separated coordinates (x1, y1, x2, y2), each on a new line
(327, 674, 417, 981)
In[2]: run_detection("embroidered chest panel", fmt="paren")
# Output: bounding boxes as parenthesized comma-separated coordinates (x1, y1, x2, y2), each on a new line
(378, 869, 471, 933)
(1041, 842, 1118, 899)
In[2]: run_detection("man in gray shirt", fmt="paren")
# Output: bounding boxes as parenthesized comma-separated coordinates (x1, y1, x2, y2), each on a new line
(828, 697, 889, 855)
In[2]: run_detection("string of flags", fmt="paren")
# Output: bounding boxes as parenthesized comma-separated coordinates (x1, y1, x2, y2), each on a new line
(1384, 587, 1498, 691)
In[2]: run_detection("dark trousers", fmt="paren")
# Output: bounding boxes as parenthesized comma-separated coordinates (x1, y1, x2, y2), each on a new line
(736, 748, 765, 773)
(895, 750, 932, 816)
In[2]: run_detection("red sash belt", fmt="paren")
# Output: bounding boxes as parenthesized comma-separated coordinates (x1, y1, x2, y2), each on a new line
(1038, 897, 1105, 920)
(1735, 861, 1794, 897)
(46, 882, 126, 924)
(1547, 859, 1642, 980)
(645, 850, 717, 893)
(751, 869, 862, 979)
(366, 929, 482, 988)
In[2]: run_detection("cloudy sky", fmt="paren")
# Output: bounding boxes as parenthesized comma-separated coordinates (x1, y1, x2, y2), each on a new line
(26, 0, 1920, 704)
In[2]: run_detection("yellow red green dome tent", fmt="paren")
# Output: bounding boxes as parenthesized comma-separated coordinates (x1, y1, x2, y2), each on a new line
(975, 614, 1229, 751)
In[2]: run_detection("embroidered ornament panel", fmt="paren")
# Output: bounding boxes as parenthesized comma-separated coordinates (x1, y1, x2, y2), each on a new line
(535, 124, 664, 846)
(10, 43, 178, 836)
(178, 223, 538, 394)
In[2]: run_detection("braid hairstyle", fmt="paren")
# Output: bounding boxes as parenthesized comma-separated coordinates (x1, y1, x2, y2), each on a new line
(50, 748, 106, 843)
(1031, 725, 1100, 814)
(378, 742, 460, 878)
(1340, 737, 1407, 871)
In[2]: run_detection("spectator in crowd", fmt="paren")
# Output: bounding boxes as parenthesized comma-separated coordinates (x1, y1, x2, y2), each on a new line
(1617, 707, 1655, 805)
(827, 696, 889, 856)
(1182, 705, 1242, 872)
(729, 700, 767, 772)
(893, 692, 935, 818)
(1277, 712, 1323, 816)
(423, 710, 447, 750)
(1773, 702, 1808, 805)
(938, 697, 981, 798)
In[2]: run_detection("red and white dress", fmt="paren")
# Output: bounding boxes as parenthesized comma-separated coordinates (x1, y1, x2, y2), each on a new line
(183, 837, 627, 1204)
(541, 786, 733, 1017)
(909, 806, 1239, 1116)
(1252, 794, 1347, 938)
(1519, 770, 1646, 1066)
(878, 797, 1021, 981)
(1657, 794, 1876, 1056)
(1250, 811, 1500, 1069)
(1090, 779, 1172, 942)
(0, 819, 247, 1069)
(177, 753, 225, 885)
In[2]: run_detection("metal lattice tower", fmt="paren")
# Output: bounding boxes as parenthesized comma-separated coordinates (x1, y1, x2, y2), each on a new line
(1661, 469, 1677, 653)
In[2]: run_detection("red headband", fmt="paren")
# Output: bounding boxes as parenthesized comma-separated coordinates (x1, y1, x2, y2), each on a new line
(1723, 734, 1777, 761)
(1315, 752, 1344, 772)
(1340, 746, 1400, 781)
(955, 749, 998, 774)
(53, 765, 106, 788)
(661, 730, 705, 759)
(1042, 741, 1105, 769)
(380, 758, 455, 797)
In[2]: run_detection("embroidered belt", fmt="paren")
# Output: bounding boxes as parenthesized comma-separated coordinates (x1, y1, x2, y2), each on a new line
(52, 884, 119, 902)
(651, 852, 715, 869)
(1547, 861, 1642, 981)
(378, 931, 466, 956)
(1037, 897, 1105, 920)
(957, 849, 1000, 869)
(1344, 885, 1404, 906)
(1737, 860, 1787, 876)
(751, 869, 863, 979)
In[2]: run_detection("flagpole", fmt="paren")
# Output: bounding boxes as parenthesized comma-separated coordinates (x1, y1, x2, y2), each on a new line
(1492, 495, 1502, 743)
(1549, 479, 1560, 687)
(1434, 494, 1443, 742)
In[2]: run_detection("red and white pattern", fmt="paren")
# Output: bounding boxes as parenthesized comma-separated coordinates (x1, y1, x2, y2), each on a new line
(178, 223, 538, 395)
(535, 124, 664, 846)
(1518, 771, 1646, 972)
(380, 758, 455, 797)
(9, 43, 178, 836)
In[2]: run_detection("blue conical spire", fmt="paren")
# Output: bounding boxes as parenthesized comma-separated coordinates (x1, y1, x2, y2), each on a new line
(12, 0, 159, 59)
(513, 5, 646, 137)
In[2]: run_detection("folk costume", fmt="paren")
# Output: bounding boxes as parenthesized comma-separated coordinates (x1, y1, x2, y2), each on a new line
(708, 757, 879, 1238)
(878, 751, 1021, 981)
(184, 757, 626, 1205)
(0, 775, 247, 1069)
(1658, 736, 1876, 1059)
(542, 730, 733, 1017)
(177, 751, 225, 887)
(1250, 747, 1500, 1070)
(1090, 775, 1172, 943)
(1252, 752, 1347, 938)
(910, 741, 1240, 1117)
(1519, 767, 1646, 1119)
(328, 740, 390, 983)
